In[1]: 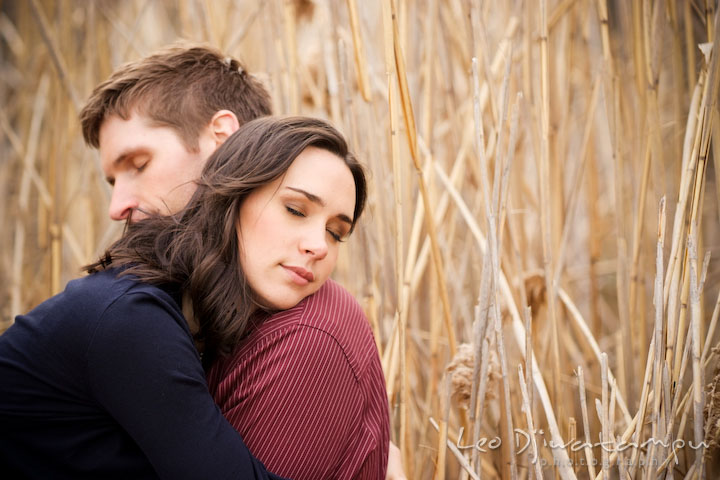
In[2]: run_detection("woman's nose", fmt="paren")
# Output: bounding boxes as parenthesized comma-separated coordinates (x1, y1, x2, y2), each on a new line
(299, 226, 329, 259)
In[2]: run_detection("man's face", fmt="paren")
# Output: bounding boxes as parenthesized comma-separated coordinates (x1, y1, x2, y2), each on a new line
(99, 112, 217, 222)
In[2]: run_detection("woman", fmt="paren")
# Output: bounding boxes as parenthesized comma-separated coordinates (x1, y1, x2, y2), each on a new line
(0, 116, 390, 478)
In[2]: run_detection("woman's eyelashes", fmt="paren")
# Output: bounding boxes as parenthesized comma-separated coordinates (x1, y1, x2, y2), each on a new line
(285, 205, 305, 217)
(285, 205, 345, 243)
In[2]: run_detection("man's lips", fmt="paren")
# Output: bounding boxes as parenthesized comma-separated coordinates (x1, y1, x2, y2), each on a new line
(282, 265, 315, 283)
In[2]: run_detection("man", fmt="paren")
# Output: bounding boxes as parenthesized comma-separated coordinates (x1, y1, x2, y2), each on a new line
(80, 44, 404, 479)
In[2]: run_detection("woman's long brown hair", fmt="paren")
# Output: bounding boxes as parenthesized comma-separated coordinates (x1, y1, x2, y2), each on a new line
(85, 116, 367, 357)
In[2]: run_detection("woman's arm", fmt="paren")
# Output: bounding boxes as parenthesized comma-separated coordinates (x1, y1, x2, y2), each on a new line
(85, 289, 284, 480)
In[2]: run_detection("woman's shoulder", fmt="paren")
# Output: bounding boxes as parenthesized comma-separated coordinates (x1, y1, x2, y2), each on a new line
(297, 280, 378, 367)
(298, 279, 364, 325)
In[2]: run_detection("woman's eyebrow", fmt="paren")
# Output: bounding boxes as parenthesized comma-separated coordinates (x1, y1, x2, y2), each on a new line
(285, 186, 353, 225)
(286, 186, 324, 206)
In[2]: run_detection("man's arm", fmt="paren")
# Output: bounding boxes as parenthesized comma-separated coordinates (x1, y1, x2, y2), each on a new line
(86, 291, 284, 480)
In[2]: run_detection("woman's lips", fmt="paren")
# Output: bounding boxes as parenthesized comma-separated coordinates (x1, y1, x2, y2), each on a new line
(282, 265, 315, 285)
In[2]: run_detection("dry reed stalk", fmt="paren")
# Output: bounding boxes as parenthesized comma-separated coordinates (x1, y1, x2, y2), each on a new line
(345, 0, 371, 102)
(665, 75, 704, 377)
(600, 352, 610, 480)
(523, 304, 534, 460)
(434, 375, 450, 480)
(702, 291, 720, 362)
(688, 230, 706, 478)
(569, 416, 577, 475)
(518, 364, 543, 480)
(338, 36, 359, 156)
(648, 197, 667, 476)
(491, 67, 519, 480)
(496, 93, 521, 251)
(548, 0, 578, 31)
(199, 0, 218, 46)
(598, 0, 634, 407)
(50, 223, 61, 296)
(468, 55, 498, 476)
(491, 50, 513, 221)
(577, 366, 598, 480)
(380, 0, 410, 472)
(261, 0, 284, 114)
(620, 0, 638, 90)
(388, 0, 457, 363)
(714, 115, 720, 226)
(673, 9, 720, 388)
(321, 4, 342, 127)
(27, 0, 81, 112)
(584, 177, 603, 338)
(493, 304, 517, 480)
(428, 418, 481, 480)
(684, 0, 697, 91)
(470, 303, 491, 474)
(551, 76, 601, 290)
(282, 0, 299, 114)
(707, 0, 716, 40)
(419, 0, 436, 142)
(632, 0, 666, 364)
(223, 5, 260, 53)
(537, 0, 562, 412)
(469, 48, 517, 478)
(468, 1, 498, 127)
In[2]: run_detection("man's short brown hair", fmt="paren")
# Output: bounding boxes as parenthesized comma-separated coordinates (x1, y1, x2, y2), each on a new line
(80, 43, 272, 151)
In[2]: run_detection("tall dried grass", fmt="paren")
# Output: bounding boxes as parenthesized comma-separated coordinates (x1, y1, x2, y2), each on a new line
(1, 0, 719, 478)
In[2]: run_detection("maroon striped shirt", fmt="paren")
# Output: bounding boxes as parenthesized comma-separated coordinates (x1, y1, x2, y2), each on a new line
(207, 279, 390, 479)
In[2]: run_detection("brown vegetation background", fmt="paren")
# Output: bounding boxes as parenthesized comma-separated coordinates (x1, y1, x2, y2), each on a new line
(1, 0, 719, 478)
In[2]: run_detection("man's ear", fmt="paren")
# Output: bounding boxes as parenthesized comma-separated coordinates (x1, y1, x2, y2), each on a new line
(209, 110, 240, 146)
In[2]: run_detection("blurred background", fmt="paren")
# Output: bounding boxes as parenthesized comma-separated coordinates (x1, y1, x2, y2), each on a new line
(1, 0, 719, 478)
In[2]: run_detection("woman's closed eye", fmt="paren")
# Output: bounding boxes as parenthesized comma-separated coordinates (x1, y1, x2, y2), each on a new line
(327, 229, 343, 243)
(286, 205, 345, 243)
(285, 205, 305, 217)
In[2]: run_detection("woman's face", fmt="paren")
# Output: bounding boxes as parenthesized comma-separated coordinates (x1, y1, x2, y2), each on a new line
(237, 146, 357, 310)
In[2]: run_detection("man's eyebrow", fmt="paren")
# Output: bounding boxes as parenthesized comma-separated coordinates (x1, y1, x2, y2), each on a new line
(112, 147, 149, 167)
(285, 186, 353, 225)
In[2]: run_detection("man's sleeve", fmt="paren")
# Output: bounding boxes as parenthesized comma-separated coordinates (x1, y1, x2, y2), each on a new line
(218, 325, 379, 479)
(85, 291, 285, 480)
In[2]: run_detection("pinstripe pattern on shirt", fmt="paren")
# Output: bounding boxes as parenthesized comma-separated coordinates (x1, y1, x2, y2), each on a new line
(207, 279, 390, 479)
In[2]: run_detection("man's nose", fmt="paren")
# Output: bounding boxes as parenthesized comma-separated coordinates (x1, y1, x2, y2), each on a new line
(108, 185, 139, 221)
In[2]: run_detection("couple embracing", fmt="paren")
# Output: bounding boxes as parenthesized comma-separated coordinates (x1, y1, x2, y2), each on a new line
(0, 44, 403, 479)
